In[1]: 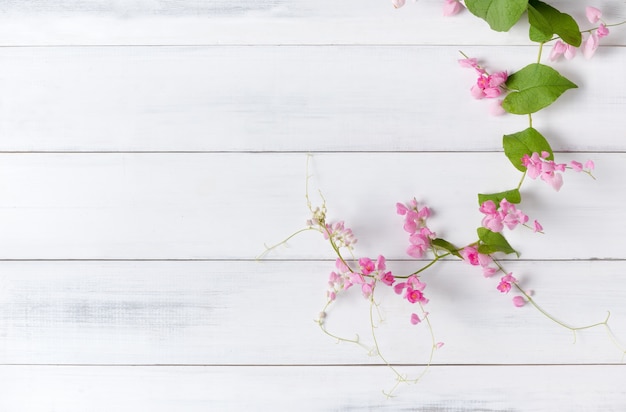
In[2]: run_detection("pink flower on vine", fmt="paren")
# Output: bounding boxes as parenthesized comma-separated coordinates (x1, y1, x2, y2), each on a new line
(522, 152, 566, 191)
(471, 71, 508, 99)
(549, 40, 577, 61)
(443, 0, 463, 16)
(410, 313, 421, 325)
(397, 199, 436, 258)
(460, 246, 492, 267)
(497, 273, 517, 294)
(395, 275, 428, 305)
(323, 221, 357, 249)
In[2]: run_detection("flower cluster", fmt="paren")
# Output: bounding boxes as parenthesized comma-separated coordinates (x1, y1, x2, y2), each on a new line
(327, 255, 395, 301)
(396, 199, 436, 258)
(479, 199, 541, 233)
(551, 7, 610, 61)
(522, 152, 595, 192)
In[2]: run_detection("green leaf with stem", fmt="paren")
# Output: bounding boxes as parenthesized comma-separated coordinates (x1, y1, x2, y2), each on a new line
(465, 0, 529, 32)
(478, 189, 521, 205)
(477, 227, 519, 256)
(502, 63, 577, 114)
(431, 238, 462, 258)
(527, 0, 581, 46)
(503, 127, 553, 171)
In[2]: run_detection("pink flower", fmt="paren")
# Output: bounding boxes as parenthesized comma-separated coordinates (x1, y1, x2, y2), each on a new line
(460, 246, 492, 267)
(512, 296, 526, 307)
(522, 152, 566, 191)
(586, 6, 602, 24)
(479, 200, 504, 232)
(406, 288, 428, 304)
(549, 40, 577, 61)
(497, 273, 517, 293)
(324, 221, 357, 248)
(585, 160, 595, 170)
(458, 58, 479, 69)
(483, 266, 498, 278)
(570, 160, 583, 172)
(398, 199, 435, 258)
(470, 72, 508, 100)
(361, 282, 374, 298)
(443, 0, 463, 16)
(380, 271, 395, 286)
(392, 0, 406, 8)
(533, 220, 543, 233)
(583, 33, 599, 60)
(395, 275, 428, 304)
(597, 23, 609, 39)
(359, 257, 376, 275)
(410, 313, 421, 325)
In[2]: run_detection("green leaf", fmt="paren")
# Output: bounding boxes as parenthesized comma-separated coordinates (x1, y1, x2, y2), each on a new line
(527, 0, 581, 46)
(503, 127, 553, 171)
(477, 228, 519, 256)
(465, 0, 528, 32)
(478, 189, 522, 205)
(502, 63, 577, 114)
(431, 238, 462, 258)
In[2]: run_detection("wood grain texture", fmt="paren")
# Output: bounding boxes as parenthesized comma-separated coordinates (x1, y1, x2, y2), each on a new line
(1, 260, 624, 365)
(0, 45, 624, 152)
(0, 153, 623, 260)
(0, 0, 624, 46)
(1, 0, 626, 410)
(1, 365, 625, 411)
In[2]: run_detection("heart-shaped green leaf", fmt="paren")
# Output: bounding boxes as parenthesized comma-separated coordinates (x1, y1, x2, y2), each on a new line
(465, 0, 528, 32)
(527, 0, 581, 46)
(503, 127, 553, 171)
(478, 189, 522, 206)
(502, 63, 577, 114)
(477, 228, 518, 256)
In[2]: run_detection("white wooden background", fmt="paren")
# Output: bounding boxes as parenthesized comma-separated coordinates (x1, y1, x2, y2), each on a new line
(1, 0, 625, 410)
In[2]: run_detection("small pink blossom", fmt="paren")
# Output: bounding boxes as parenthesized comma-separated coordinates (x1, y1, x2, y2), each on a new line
(533, 220, 543, 233)
(570, 160, 583, 172)
(586, 6, 602, 24)
(482, 266, 498, 278)
(410, 313, 421, 325)
(395, 275, 428, 305)
(435, 342, 445, 349)
(512, 296, 526, 307)
(522, 152, 566, 191)
(583, 33, 600, 59)
(392, 0, 406, 8)
(549, 40, 577, 61)
(597, 23, 609, 39)
(380, 271, 395, 286)
(585, 160, 595, 170)
(361, 282, 374, 298)
(460, 246, 492, 267)
(443, 0, 463, 16)
(458, 58, 479, 69)
(359, 257, 375, 275)
(497, 273, 517, 294)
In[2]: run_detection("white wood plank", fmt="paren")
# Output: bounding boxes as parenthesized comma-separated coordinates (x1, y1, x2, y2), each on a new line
(1, 365, 625, 411)
(0, 0, 624, 46)
(1, 260, 624, 365)
(0, 46, 624, 152)
(0, 153, 623, 260)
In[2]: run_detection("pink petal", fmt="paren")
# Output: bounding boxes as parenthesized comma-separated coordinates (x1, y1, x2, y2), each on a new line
(597, 24, 609, 39)
(533, 220, 543, 233)
(570, 160, 583, 172)
(585, 160, 595, 170)
(392, 0, 406, 8)
(564, 44, 577, 60)
(549, 41, 567, 61)
(443, 0, 462, 16)
(512, 296, 526, 307)
(458, 58, 478, 68)
(586, 6, 602, 24)
(410, 313, 421, 325)
(583, 33, 599, 60)
(396, 202, 408, 215)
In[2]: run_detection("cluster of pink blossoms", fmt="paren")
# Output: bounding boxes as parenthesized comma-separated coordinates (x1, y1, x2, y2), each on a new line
(460, 246, 527, 306)
(550, 7, 610, 61)
(458, 58, 508, 100)
(522, 152, 595, 192)
(322, 221, 358, 249)
(394, 275, 429, 324)
(479, 199, 542, 233)
(396, 199, 436, 258)
(327, 255, 395, 301)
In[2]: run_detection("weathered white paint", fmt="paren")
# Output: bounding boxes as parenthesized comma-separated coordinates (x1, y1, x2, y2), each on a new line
(0, 153, 623, 260)
(1, 365, 625, 411)
(0, 260, 624, 365)
(1, 0, 625, 410)
(0, 46, 624, 152)
(0, 0, 624, 46)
